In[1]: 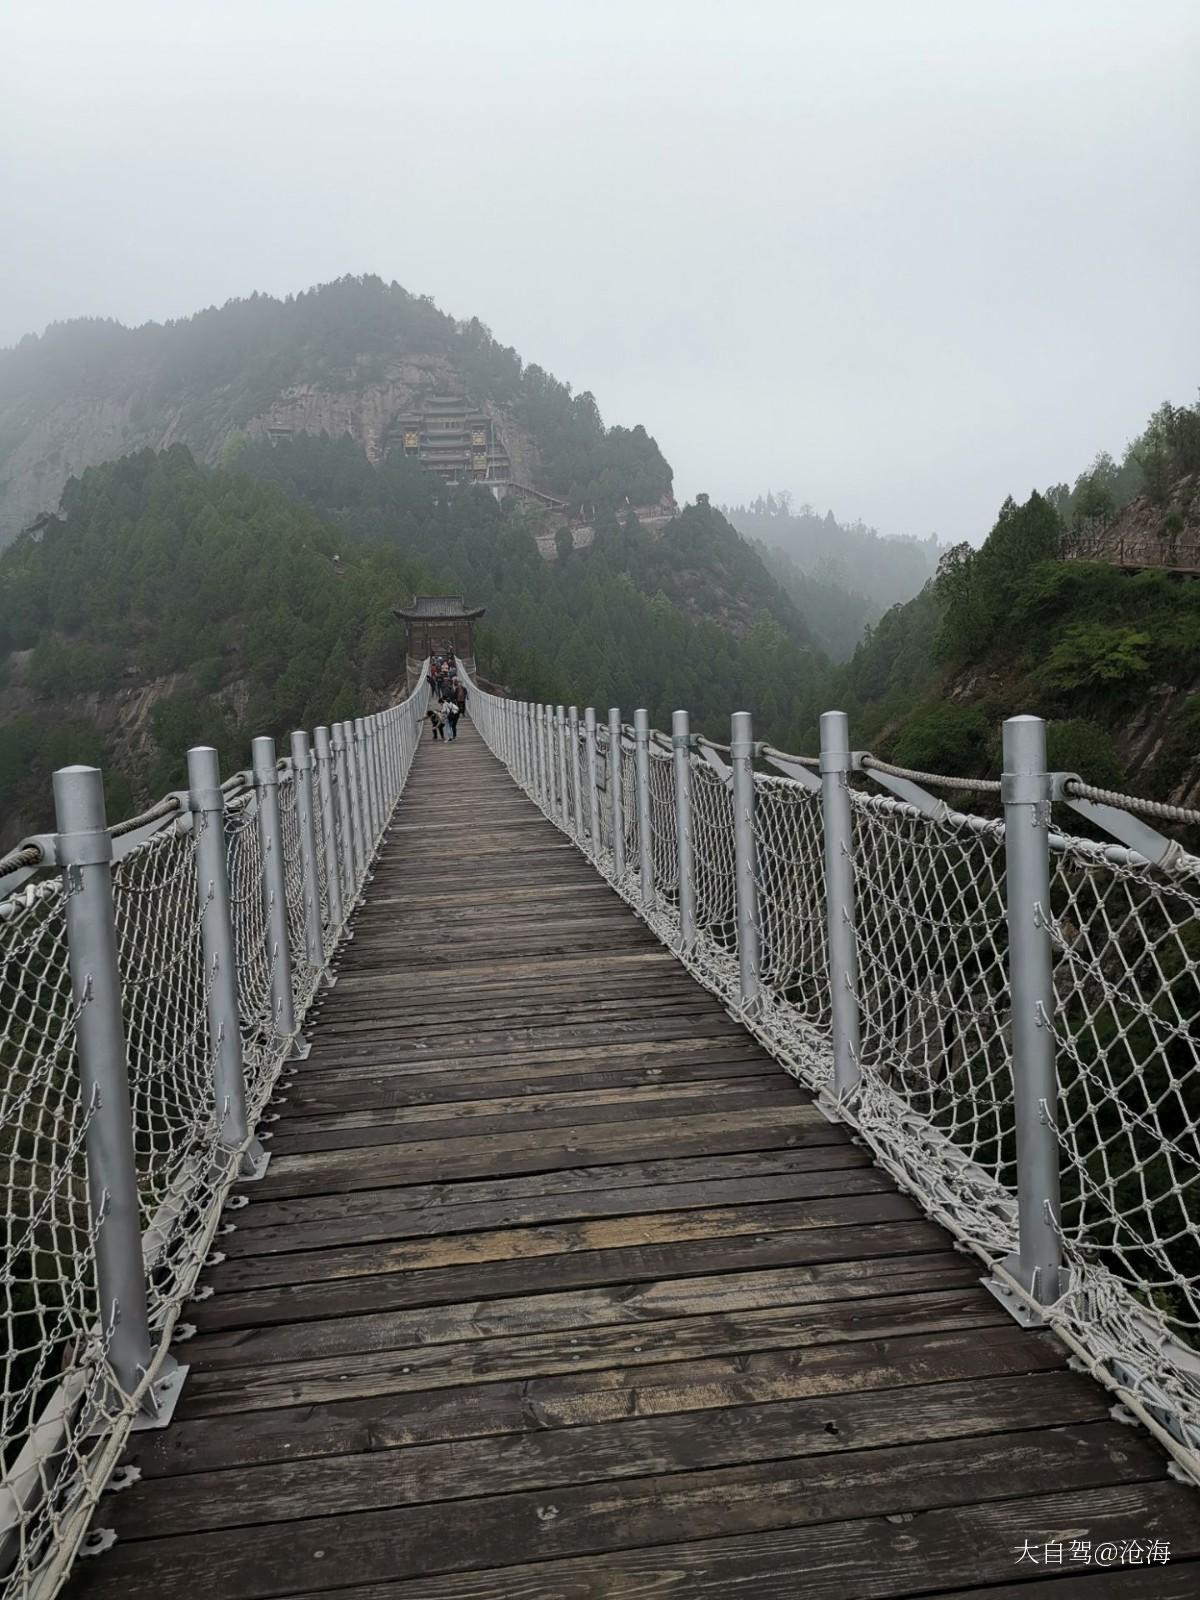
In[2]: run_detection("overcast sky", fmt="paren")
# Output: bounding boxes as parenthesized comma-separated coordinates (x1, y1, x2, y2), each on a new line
(2, 0, 1196, 541)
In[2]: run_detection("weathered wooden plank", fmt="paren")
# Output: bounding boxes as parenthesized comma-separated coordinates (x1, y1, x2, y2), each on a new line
(282, 1056, 779, 1112)
(228, 1146, 875, 1235)
(186, 1254, 979, 1366)
(252, 1106, 845, 1198)
(291, 1036, 774, 1087)
(267, 1079, 801, 1153)
(133, 1317, 1064, 1477)
(182, 1286, 1006, 1410)
(193, 1220, 954, 1333)
(208, 1193, 921, 1293)
(222, 1166, 891, 1258)
(63, 1428, 1169, 1598)
(201, 1485, 1200, 1600)
(116, 1370, 1110, 1537)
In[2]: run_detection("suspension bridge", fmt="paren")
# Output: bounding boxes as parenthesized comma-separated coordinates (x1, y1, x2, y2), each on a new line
(2, 669, 1200, 1597)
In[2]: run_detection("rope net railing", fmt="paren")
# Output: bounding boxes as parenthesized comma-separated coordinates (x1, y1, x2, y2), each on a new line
(463, 675, 1200, 1483)
(0, 669, 429, 1598)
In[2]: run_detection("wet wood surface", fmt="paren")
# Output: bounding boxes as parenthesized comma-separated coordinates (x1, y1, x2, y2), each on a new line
(66, 721, 1200, 1598)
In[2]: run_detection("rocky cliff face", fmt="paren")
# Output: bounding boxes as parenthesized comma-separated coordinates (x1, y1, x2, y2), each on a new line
(0, 357, 541, 544)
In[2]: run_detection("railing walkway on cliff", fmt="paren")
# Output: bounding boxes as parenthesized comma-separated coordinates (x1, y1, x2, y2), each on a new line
(1, 665, 1199, 1595)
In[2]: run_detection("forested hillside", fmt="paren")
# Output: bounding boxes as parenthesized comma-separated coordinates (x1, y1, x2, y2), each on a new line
(0, 443, 821, 842)
(829, 398, 1200, 801)
(0, 275, 673, 542)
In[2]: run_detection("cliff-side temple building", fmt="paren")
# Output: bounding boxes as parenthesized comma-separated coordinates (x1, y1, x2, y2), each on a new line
(385, 395, 511, 486)
(393, 595, 485, 689)
(384, 394, 567, 511)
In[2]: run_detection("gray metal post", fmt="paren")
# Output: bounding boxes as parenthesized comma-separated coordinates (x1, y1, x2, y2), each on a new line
(634, 708, 656, 911)
(819, 710, 861, 1096)
(672, 710, 697, 951)
(730, 711, 760, 1009)
(313, 726, 344, 933)
(377, 715, 392, 819)
(187, 747, 268, 1179)
(53, 766, 183, 1421)
(546, 704, 556, 812)
(556, 705, 570, 831)
(568, 707, 584, 843)
(345, 721, 368, 886)
(289, 730, 325, 972)
(584, 708, 602, 853)
(542, 704, 553, 810)
(608, 707, 626, 878)
(1001, 714, 1065, 1309)
(251, 736, 301, 1051)
(358, 717, 378, 848)
(331, 722, 358, 907)
(531, 704, 542, 803)
(372, 717, 388, 828)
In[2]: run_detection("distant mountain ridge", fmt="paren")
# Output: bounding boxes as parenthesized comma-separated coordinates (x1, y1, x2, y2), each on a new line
(0, 274, 673, 544)
(724, 494, 942, 659)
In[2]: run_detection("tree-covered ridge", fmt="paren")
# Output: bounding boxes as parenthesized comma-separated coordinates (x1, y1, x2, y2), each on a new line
(726, 493, 942, 612)
(231, 432, 824, 736)
(830, 395, 1200, 801)
(0, 275, 673, 521)
(0, 446, 430, 828)
(0, 441, 822, 840)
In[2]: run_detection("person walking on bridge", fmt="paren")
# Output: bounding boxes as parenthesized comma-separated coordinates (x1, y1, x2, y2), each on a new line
(426, 702, 445, 741)
(444, 701, 461, 740)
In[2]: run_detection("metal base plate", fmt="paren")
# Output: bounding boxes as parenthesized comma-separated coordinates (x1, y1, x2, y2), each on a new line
(237, 1140, 271, 1182)
(129, 1360, 189, 1432)
(289, 1035, 312, 1061)
(982, 1261, 1071, 1329)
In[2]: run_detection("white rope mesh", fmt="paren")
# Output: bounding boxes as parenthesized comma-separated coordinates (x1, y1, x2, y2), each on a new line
(0, 672, 430, 1598)
(463, 671, 1200, 1478)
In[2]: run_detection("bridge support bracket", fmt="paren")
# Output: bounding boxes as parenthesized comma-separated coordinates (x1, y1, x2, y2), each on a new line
(127, 1357, 189, 1434)
(982, 1256, 1071, 1329)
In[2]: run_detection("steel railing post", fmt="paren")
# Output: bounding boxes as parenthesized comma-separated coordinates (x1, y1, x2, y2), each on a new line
(251, 736, 303, 1054)
(358, 717, 379, 848)
(730, 710, 760, 1010)
(539, 703, 550, 807)
(568, 707, 584, 844)
(672, 709, 697, 952)
(346, 721, 368, 888)
(373, 715, 388, 827)
(556, 705, 570, 832)
(608, 707, 626, 879)
(313, 725, 344, 934)
(634, 708, 656, 911)
(331, 722, 358, 909)
(550, 707, 560, 819)
(187, 746, 268, 1179)
(819, 710, 861, 1097)
(1000, 714, 1066, 1309)
(53, 765, 184, 1420)
(289, 730, 326, 974)
(584, 708, 602, 854)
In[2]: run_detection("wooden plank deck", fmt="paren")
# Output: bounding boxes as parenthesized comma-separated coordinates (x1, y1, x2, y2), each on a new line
(67, 721, 1200, 1598)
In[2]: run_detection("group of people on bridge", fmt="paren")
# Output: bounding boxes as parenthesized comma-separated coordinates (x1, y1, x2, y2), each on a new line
(425, 653, 468, 741)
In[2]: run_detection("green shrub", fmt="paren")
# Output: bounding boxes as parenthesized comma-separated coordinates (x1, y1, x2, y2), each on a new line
(1045, 719, 1125, 788)
(891, 702, 990, 776)
(1038, 623, 1151, 692)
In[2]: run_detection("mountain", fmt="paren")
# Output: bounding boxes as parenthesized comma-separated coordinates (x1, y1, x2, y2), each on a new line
(0, 439, 823, 843)
(0, 275, 673, 545)
(724, 494, 942, 659)
(828, 397, 1200, 805)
